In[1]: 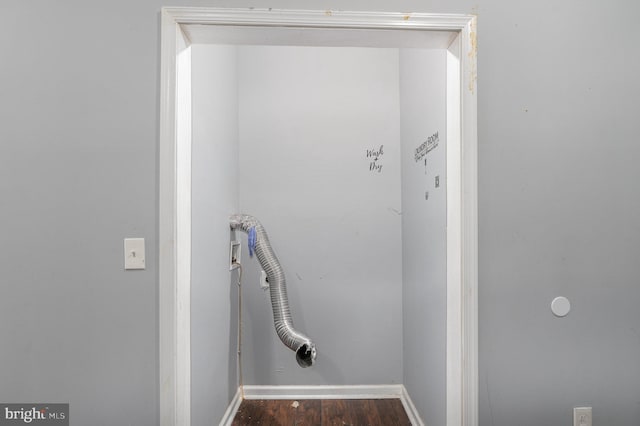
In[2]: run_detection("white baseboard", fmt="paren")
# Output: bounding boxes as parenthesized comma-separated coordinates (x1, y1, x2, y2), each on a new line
(218, 385, 424, 426)
(401, 385, 425, 426)
(243, 384, 403, 400)
(219, 388, 242, 426)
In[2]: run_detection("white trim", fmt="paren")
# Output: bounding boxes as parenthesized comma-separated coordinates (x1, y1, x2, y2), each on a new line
(159, 9, 192, 426)
(219, 385, 424, 426)
(163, 7, 472, 31)
(401, 385, 426, 426)
(460, 17, 479, 426)
(158, 10, 176, 425)
(159, 8, 478, 426)
(446, 33, 463, 426)
(218, 388, 243, 426)
(444, 18, 479, 426)
(242, 384, 403, 400)
(175, 41, 192, 426)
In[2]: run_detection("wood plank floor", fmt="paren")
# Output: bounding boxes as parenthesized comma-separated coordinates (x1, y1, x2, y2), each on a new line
(231, 399, 412, 425)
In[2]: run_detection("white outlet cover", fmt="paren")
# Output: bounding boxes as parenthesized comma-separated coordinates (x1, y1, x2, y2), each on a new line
(551, 296, 571, 317)
(124, 238, 146, 270)
(574, 406, 592, 426)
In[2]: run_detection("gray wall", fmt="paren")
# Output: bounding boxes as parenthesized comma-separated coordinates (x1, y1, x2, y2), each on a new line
(474, 2, 640, 425)
(0, 3, 162, 425)
(237, 45, 404, 386)
(191, 44, 239, 425)
(400, 49, 447, 426)
(2, 1, 640, 426)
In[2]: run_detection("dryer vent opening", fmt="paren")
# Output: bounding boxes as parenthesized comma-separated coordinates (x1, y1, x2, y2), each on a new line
(296, 343, 316, 368)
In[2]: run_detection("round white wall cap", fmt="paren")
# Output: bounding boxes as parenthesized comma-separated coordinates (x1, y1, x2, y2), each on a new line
(551, 296, 571, 317)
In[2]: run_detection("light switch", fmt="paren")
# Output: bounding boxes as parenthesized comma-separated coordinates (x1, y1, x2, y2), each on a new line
(124, 238, 145, 270)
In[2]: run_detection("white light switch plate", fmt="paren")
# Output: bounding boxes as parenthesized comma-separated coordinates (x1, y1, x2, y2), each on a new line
(124, 238, 146, 270)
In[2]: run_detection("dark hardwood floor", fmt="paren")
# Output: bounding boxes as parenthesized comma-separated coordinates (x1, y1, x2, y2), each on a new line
(231, 398, 412, 425)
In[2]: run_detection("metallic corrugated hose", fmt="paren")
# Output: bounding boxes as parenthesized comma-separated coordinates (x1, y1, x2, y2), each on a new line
(230, 214, 316, 368)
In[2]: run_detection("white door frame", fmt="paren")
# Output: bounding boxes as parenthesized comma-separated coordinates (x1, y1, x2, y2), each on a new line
(159, 8, 477, 426)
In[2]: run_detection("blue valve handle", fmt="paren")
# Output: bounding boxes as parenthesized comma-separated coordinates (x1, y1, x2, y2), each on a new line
(248, 226, 257, 257)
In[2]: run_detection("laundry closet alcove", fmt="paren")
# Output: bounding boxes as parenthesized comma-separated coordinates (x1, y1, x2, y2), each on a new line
(159, 8, 477, 426)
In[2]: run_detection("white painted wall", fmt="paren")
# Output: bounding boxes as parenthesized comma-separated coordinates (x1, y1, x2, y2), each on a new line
(190, 44, 239, 424)
(236, 45, 404, 386)
(400, 49, 448, 426)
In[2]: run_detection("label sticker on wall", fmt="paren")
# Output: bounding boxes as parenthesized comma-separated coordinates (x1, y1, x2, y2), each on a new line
(414, 131, 439, 163)
(366, 145, 384, 173)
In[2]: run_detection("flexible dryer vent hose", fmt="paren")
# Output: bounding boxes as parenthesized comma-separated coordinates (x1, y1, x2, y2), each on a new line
(230, 214, 316, 368)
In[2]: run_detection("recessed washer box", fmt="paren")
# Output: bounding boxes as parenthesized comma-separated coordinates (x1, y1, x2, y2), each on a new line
(229, 241, 241, 270)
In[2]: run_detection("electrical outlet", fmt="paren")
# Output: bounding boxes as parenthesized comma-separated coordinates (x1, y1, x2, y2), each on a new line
(229, 241, 241, 270)
(574, 407, 592, 426)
